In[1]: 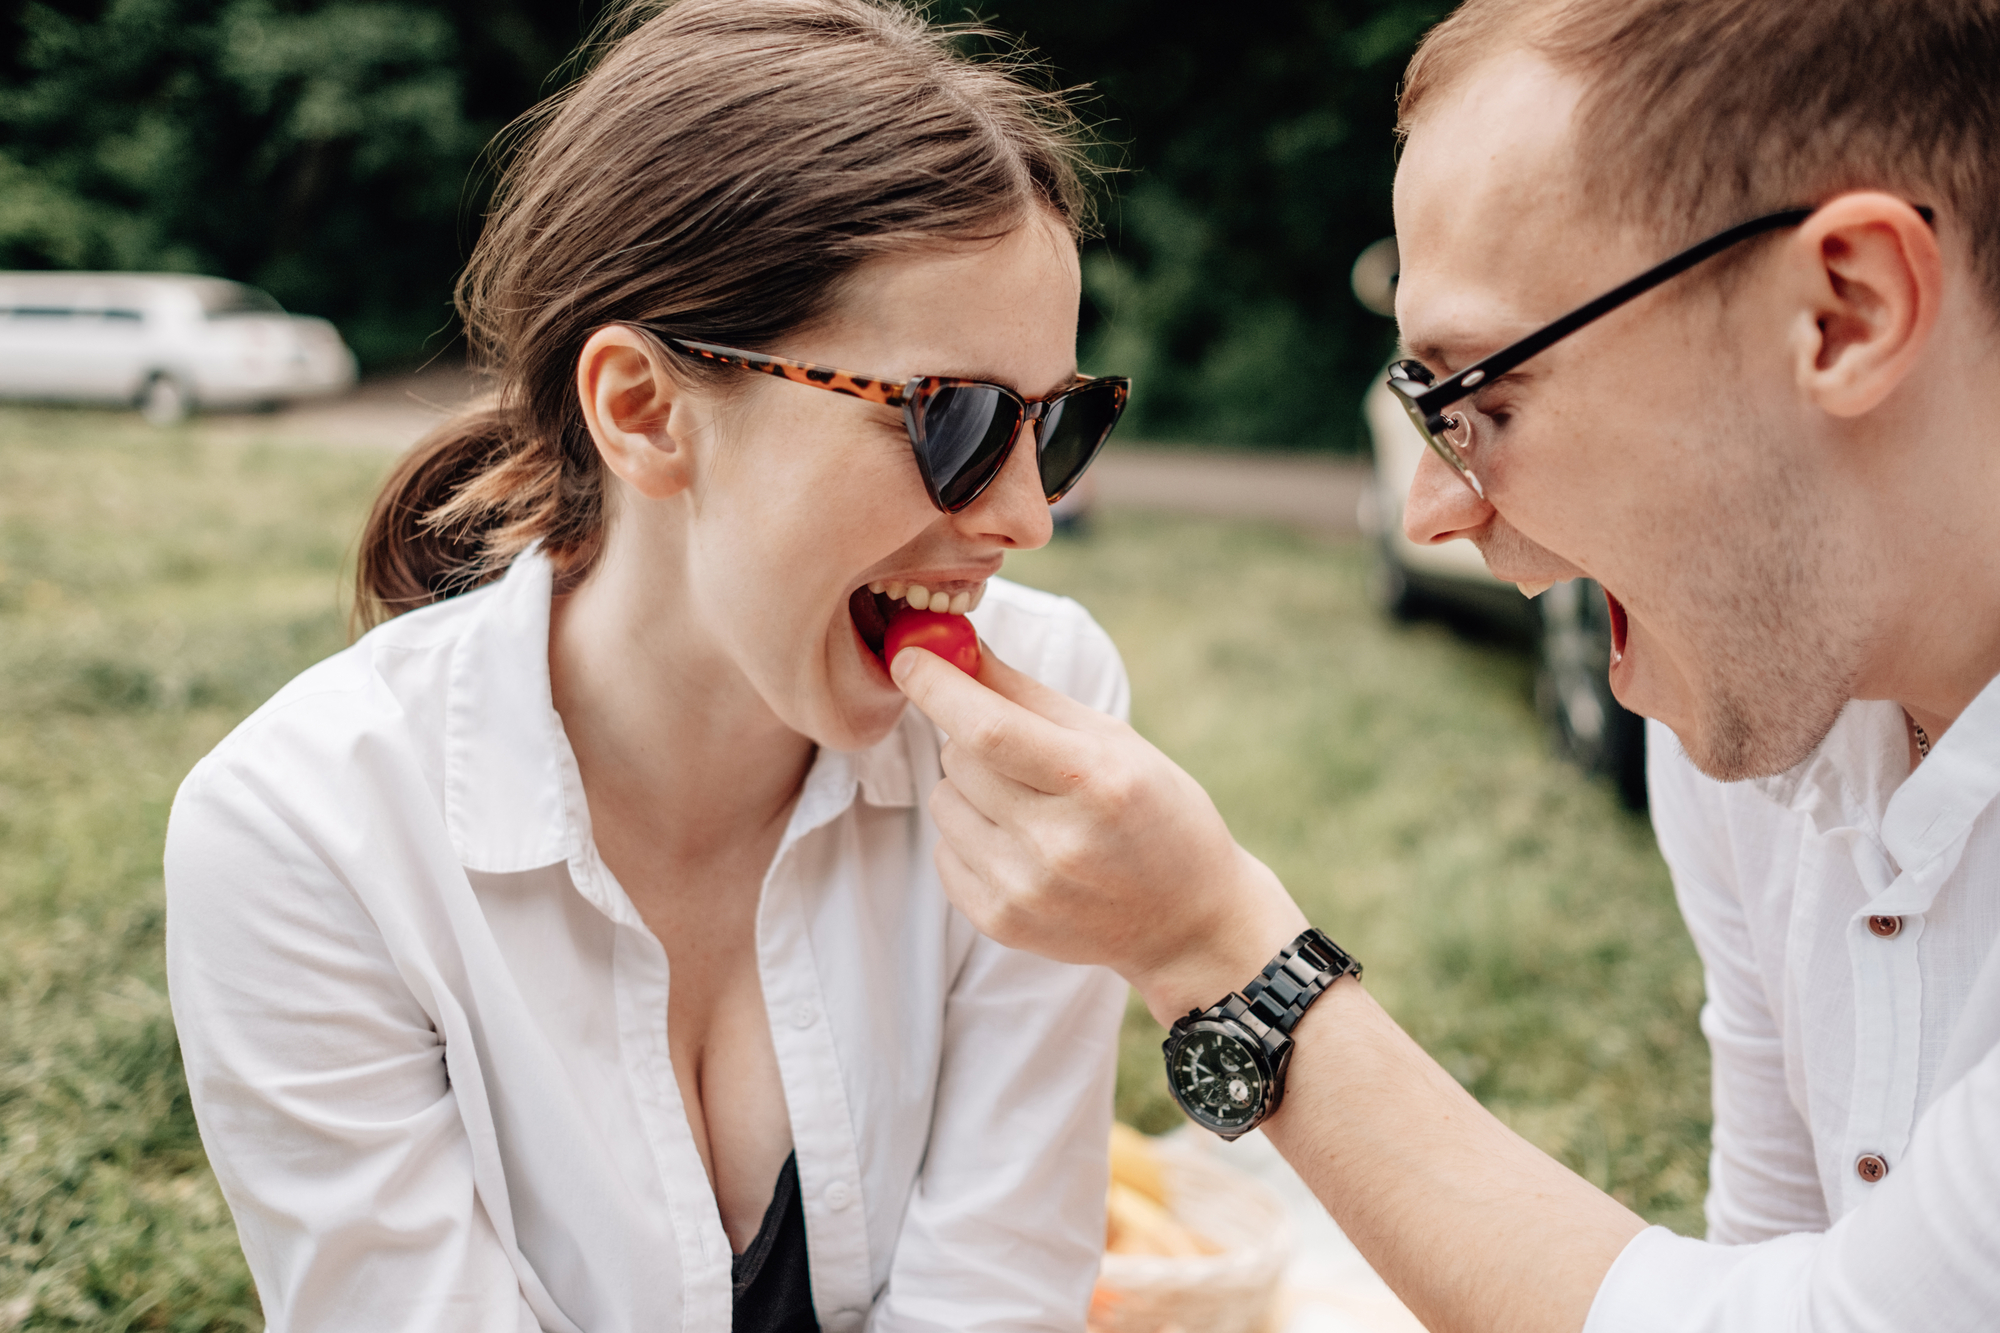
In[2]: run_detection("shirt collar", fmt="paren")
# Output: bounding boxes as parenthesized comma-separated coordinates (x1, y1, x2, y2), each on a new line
(1748, 672, 2000, 897)
(1881, 670, 2000, 878)
(443, 548, 915, 876)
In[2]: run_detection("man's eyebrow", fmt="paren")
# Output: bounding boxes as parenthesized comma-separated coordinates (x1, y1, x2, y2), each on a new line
(1399, 339, 1536, 384)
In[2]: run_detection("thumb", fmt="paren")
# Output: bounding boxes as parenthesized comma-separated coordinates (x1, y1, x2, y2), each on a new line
(971, 640, 1123, 733)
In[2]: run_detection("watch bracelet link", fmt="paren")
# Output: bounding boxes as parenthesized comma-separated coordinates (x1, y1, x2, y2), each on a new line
(1238, 927, 1361, 1036)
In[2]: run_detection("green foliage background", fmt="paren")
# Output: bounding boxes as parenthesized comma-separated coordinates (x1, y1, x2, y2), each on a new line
(0, 0, 1439, 445)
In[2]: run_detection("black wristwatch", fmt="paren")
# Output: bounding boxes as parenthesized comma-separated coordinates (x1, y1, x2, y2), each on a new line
(1162, 928, 1361, 1140)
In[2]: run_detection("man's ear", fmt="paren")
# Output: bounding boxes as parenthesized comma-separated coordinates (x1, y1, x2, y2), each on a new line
(1786, 192, 1943, 419)
(576, 326, 705, 500)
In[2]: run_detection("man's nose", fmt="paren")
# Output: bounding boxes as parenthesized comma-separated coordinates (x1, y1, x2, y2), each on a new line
(1403, 443, 1496, 546)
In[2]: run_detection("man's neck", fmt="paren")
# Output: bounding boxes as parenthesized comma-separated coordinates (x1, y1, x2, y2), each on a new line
(1847, 346, 2000, 745)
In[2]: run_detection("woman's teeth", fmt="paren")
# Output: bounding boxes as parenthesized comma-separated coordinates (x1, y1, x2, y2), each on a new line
(867, 580, 984, 616)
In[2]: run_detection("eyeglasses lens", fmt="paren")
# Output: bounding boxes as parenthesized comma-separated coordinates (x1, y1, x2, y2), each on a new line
(917, 384, 1023, 511)
(1386, 362, 1480, 495)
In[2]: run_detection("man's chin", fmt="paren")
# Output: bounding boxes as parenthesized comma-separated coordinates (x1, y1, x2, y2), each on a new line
(1670, 695, 1845, 784)
(1618, 647, 1843, 783)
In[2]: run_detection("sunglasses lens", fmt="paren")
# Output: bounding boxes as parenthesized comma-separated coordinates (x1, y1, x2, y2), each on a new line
(1037, 380, 1127, 502)
(915, 384, 1020, 511)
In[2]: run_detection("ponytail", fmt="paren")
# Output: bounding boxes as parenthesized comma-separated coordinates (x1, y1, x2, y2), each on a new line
(352, 405, 601, 631)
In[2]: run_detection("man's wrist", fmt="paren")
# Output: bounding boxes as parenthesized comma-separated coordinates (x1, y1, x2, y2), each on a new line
(1132, 848, 1308, 1024)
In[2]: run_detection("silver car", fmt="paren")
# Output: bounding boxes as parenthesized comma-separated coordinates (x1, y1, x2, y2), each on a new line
(0, 271, 357, 423)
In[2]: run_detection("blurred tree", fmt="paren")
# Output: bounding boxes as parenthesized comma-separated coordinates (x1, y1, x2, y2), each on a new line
(0, 0, 601, 364)
(959, 0, 1446, 447)
(0, 0, 1439, 442)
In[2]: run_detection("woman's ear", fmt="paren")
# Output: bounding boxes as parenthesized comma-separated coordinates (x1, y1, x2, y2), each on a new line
(576, 326, 704, 500)
(1787, 192, 1943, 419)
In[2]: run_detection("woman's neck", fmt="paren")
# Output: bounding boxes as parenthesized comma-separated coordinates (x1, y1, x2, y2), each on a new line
(547, 548, 816, 872)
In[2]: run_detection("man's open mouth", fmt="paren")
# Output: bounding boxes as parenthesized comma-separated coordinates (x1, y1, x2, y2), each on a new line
(849, 579, 986, 656)
(1604, 587, 1629, 664)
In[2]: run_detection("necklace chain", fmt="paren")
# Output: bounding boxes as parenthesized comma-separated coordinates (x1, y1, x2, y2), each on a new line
(1908, 712, 1933, 759)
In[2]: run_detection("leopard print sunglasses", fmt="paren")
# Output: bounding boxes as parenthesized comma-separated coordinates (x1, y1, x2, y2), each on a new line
(639, 332, 1129, 514)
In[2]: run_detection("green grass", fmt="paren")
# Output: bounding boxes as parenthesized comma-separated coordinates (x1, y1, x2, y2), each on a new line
(0, 409, 387, 1329)
(0, 408, 1708, 1328)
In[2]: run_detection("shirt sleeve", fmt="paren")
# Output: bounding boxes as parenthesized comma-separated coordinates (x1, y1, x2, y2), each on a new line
(1645, 723, 1827, 1243)
(1583, 1036, 2000, 1332)
(165, 760, 543, 1333)
(869, 938, 1127, 1333)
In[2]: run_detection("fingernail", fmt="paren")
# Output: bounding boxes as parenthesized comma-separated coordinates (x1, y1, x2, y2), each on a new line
(889, 649, 913, 684)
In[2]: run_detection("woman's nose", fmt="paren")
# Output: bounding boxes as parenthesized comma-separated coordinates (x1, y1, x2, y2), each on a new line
(955, 421, 1054, 549)
(1403, 443, 1496, 547)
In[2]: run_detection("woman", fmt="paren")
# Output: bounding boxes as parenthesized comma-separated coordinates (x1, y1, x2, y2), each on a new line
(162, 3, 1133, 1329)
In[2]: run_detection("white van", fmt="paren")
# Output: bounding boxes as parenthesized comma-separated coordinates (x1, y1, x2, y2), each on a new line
(0, 271, 357, 423)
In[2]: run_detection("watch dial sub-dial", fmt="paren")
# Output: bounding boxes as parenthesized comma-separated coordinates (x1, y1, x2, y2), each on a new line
(1170, 1027, 1266, 1130)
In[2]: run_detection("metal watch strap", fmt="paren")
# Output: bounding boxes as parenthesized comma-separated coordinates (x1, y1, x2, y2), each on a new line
(1238, 927, 1361, 1036)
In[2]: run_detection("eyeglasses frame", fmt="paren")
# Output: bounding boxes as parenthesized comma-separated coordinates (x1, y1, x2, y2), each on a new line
(626, 330, 1130, 513)
(1386, 203, 1935, 497)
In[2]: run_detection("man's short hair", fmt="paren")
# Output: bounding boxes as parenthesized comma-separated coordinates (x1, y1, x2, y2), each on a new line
(1398, 0, 2000, 317)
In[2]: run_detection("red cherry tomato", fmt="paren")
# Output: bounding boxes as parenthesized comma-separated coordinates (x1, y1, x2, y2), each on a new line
(883, 607, 980, 677)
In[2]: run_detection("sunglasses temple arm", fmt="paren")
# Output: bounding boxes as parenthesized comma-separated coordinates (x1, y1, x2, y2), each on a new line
(1414, 207, 1815, 420)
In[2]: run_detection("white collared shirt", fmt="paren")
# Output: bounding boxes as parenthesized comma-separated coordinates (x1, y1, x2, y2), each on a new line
(1585, 693, 2000, 1332)
(164, 552, 1129, 1333)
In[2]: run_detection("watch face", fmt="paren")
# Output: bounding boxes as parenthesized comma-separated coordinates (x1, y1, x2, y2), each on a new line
(1167, 1024, 1267, 1132)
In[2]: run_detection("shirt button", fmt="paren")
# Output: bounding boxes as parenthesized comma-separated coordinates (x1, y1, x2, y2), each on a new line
(792, 1002, 818, 1028)
(1855, 1152, 1890, 1183)
(1867, 915, 1903, 938)
(824, 1180, 852, 1210)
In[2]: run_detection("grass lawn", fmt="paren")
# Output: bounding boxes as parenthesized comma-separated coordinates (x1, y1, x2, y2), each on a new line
(0, 407, 1708, 1328)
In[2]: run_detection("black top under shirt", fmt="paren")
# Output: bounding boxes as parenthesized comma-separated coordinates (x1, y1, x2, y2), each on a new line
(732, 1151, 818, 1332)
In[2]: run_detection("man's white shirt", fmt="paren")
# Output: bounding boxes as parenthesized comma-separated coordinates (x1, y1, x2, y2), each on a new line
(164, 551, 1129, 1333)
(1585, 694, 2000, 1331)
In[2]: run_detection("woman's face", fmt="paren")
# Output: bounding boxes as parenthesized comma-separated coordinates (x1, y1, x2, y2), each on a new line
(628, 214, 1083, 751)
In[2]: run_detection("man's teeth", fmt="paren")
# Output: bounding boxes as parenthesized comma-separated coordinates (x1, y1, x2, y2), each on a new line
(1516, 579, 1556, 598)
(866, 579, 985, 615)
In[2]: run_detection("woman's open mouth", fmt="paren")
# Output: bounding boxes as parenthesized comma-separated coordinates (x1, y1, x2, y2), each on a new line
(1604, 586, 1629, 665)
(849, 579, 986, 657)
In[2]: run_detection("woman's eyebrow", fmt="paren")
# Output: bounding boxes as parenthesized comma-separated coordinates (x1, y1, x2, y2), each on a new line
(925, 365, 1080, 396)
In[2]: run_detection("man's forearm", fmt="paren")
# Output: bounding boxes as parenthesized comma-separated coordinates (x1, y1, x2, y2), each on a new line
(1264, 980, 1645, 1333)
(1141, 935, 1645, 1333)
(891, 651, 1650, 1331)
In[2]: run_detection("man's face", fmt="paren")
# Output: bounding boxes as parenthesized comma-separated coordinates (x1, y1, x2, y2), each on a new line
(1394, 54, 1866, 780)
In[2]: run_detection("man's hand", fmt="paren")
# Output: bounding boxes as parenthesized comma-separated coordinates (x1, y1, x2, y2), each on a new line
(891, 642, 1306, 1020)
(897, 642, 1647, 1333)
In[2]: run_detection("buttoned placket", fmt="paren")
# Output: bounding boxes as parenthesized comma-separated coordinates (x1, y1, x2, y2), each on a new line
(559, 737, 890, 1332)
(1840, 698, 2000, 1215)
(557, 777, 736, 1330)
(757, 748, 877, 1333)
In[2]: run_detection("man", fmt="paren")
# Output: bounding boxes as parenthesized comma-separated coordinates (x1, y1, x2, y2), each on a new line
(888, 1, 2000, 1330)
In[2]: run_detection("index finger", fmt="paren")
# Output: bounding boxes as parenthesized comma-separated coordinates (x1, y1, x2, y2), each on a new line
(891, 645, 1093, 794)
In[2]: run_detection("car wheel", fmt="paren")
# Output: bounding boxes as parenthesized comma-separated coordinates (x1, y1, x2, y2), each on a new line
(1535, 579, 1647, 808)
(139, 374, 193, 426)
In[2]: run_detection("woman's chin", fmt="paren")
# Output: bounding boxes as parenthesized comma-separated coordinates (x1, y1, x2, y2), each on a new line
(802, 622, 909, 752)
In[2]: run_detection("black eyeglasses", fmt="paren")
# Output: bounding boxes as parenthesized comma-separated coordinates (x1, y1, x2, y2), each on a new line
(1386, 203, 1935, 496)
(625, 330, 1129, 514)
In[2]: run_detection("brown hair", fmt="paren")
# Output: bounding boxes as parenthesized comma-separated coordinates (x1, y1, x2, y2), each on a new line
(1395, 0, 2000, 313)
(355, 0, 1094, 628)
